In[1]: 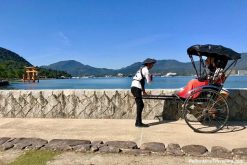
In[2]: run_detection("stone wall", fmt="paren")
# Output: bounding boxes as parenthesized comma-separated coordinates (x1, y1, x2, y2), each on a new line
(0, 89, 246, 120)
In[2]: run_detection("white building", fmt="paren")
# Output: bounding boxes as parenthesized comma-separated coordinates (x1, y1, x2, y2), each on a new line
(117, 73, 124, 77)
(238, 70, 247, 75)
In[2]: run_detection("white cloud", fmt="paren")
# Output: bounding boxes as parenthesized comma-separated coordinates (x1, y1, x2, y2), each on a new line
(58, 31, 71, 46)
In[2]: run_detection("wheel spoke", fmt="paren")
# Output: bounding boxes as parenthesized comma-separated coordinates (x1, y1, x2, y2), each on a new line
(184, 88, 229, 133)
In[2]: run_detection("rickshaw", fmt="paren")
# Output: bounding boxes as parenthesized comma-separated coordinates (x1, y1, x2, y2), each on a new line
(143, 44, 241, 133)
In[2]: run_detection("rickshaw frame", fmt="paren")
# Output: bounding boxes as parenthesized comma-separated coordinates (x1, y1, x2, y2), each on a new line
(143, 44, 241, 133)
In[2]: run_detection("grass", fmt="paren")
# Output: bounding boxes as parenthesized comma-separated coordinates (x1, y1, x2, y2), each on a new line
(9, 150, 60, 165)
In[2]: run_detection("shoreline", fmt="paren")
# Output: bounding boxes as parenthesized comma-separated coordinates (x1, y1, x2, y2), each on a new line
(2, 76, 247, 90)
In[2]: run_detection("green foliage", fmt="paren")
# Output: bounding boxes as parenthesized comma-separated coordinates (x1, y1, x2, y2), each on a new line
(38, 68, 71, 78)
(0, 47, 71, 79)
(9, 150, 60, 165)
(0, 62, 24, 79)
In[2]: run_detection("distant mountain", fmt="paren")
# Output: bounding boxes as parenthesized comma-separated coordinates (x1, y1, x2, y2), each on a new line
(0, 47, 71, 79)
(43, 53, 247, 77)
(236, 53, 247, 70)
(41, 60, 115, 76)
(117, 60, 194, 76)
(41, 59, 195, 76)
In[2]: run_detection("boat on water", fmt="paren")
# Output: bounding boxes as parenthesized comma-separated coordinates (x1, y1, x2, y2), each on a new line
(0, 80, 9, 86)
(161, 72, 177, 77)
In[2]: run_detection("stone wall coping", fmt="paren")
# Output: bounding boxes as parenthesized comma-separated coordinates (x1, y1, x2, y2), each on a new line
(1, 88, 247, 91)
(1, 88, 247, 94)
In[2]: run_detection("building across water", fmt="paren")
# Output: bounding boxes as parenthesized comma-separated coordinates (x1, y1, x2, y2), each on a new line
(238, 70, 247, 76)
(22, 66, 39, 83)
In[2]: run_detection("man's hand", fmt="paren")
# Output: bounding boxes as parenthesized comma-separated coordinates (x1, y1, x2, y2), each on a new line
(143, 91, 148, 96)
(146, 74, 153, 84)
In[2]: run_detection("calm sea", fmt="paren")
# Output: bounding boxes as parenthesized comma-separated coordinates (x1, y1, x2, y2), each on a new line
(2, 76, 247, 90)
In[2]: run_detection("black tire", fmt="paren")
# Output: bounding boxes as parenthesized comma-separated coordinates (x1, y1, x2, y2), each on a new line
(183, 88, 229, 133)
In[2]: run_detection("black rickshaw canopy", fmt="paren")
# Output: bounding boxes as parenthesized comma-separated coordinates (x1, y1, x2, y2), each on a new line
(187, 44, 241, 60)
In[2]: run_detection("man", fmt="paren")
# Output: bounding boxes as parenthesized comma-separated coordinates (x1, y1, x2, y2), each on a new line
(131, 58, 156, 127)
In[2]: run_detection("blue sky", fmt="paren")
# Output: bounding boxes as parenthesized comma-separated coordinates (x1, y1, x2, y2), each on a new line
(0, 0, 246, 69)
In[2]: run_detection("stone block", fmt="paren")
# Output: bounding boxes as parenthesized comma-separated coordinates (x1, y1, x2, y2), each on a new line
(0, 142, 14, 150)
(210, 146, 232, 159)
(44, 139, 91, 151)
(72, 144, 91, 152)
(91, 145, 99, 152)
(123, 149, 151, 155)
(182, 145, 208, 156)
(0, 137, 11, 145)
(166, 143, 184, 156)
(232, 147, 247, 156)
(105, 141, 137, 149)
(15, 138, 48, 150)
(0, 138, 20, 150)
(91, 141, 104, 146)
(140, 142, 165, 152)
(91, 141, 105, 152)
(98, 146, 121, 153)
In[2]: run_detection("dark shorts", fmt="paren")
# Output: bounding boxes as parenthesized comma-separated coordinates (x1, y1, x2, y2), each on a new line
(131, 87, 142, 98)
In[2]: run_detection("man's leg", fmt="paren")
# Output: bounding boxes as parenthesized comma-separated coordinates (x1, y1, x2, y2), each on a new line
(131, 87, 149, 127)
(135, 96, 144, 125)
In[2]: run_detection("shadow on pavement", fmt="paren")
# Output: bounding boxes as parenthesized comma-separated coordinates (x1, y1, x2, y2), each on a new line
(147, 120, 247, 134)
(218, 121, 247, 133)
(147, 120, 178, 126)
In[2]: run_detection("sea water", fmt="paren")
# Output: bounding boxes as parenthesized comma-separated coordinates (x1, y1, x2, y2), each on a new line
(4, 76, 247, 90)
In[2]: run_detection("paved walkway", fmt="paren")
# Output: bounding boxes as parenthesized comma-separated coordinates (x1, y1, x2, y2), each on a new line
(0, 118, 246, 150)
(47, 152, 246, 165)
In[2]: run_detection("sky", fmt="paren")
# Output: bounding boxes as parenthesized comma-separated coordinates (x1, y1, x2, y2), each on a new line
(0, 0, 247, 69)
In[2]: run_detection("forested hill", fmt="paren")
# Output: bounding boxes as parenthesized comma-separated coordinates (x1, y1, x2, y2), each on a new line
(42, 60, 115, 77)
(0, 47, 71, 79)
(0, 47, 32, 78)
(120, 54, 247, 76)
(117, 60, 193, 76)
(43, 53, 247, 77)
(0, 47, 32, 66)
(43, 59, 195, 76)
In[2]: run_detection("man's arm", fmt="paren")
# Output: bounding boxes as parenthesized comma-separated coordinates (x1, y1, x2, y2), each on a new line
(143, 67, 152, 84)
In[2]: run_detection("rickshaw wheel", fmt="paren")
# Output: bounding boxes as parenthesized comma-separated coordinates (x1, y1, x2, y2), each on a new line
(183, 88, 229, 133)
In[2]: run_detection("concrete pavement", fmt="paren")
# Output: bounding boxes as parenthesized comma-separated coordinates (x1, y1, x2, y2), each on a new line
(0, 118, 246, 150)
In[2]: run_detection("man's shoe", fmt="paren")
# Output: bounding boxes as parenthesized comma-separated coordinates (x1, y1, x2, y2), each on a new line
(135, 123, 149, 127)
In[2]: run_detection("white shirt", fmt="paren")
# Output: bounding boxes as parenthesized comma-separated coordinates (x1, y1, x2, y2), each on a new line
(131, 66, 152, 90)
